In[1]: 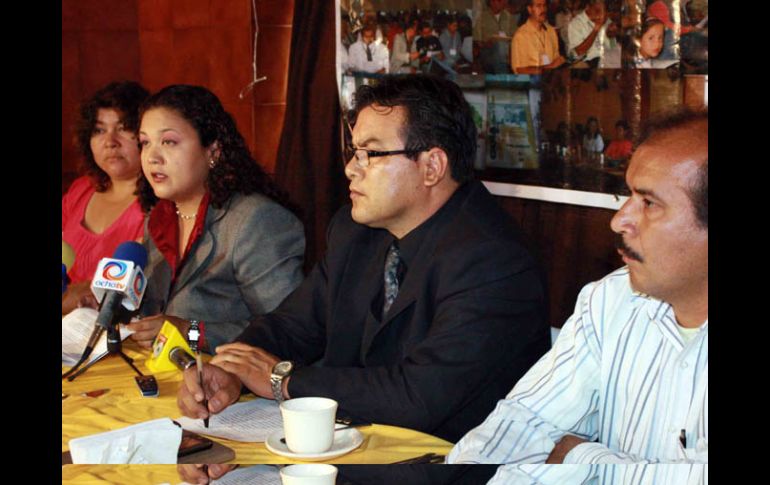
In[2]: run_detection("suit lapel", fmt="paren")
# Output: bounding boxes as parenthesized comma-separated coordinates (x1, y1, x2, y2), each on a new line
(358, 234, 393, 359)
(359, 214, 446, 358)
(169, 199, 228, 299)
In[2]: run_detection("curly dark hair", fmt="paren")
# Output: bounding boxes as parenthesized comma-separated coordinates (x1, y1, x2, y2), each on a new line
(136, 84, 297, 215)
(75, 81, 150, 192)
(348, 75, 477, 184)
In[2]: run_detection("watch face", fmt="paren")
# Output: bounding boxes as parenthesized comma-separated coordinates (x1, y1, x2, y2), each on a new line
(274, 361, 293, 377)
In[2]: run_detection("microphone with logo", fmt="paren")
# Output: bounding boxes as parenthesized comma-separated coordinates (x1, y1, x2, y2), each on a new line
(62, 241, 148, 381)
(62, 240, 76, 293)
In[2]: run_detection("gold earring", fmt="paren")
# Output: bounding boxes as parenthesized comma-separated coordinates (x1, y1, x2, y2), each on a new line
(209, 159, 216, 169)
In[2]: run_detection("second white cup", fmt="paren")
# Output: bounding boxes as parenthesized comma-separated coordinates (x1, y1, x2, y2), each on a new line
(280, 464, 338, 485)
(280, 397, 339, 454)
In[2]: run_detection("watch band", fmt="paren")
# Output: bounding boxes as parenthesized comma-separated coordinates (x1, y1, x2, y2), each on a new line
(187, 319, 201, 353)
(271, 361, 293, 403)
(271, 374, 285, 403)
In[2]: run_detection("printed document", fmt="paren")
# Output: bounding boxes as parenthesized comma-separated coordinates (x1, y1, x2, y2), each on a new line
(62, 307, 134, 365)
(176, 399, 283, 442)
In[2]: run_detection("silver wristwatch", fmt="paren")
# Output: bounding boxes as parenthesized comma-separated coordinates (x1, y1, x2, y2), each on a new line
(270, 361, 294, 403)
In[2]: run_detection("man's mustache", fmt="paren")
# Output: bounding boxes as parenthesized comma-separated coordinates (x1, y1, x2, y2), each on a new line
(615, 236, 643, 263)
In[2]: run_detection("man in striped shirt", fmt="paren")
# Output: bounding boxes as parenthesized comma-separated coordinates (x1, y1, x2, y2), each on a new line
(448, 108, 708, 483)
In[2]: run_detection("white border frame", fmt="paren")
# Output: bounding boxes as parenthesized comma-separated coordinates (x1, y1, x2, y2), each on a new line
(482, 181, 629, 210)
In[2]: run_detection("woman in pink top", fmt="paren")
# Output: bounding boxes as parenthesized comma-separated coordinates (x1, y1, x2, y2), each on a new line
(604, 119, 633, 166)
(62, 81, 149, 314)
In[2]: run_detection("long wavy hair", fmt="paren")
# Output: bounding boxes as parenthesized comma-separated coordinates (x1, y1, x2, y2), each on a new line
(75, 81, 149, 192)
(136, 85, 298, 215)
(585, 116, 601, 139)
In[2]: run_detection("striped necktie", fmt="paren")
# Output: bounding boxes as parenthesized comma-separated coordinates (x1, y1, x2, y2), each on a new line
(383, 242, 401, 316)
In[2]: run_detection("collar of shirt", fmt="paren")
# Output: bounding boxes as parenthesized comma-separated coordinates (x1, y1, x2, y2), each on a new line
(389, 181, 471, 274)
(522, 20, 551, 34)
(576, 10, 609, 35)
(148, 192, 211, 286)
(641, 294, 708, 350)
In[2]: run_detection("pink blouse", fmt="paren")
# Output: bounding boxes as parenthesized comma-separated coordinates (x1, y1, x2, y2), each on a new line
(61, 176, 145, 284)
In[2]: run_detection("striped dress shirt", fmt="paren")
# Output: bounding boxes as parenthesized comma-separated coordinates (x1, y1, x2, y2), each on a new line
(485, 464, 706, 484)
(448, 267, 708, 474)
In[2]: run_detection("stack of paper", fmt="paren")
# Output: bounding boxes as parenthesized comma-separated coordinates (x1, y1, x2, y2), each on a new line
(177, 465, 281, 485)
(176, 399, 283, 442)
(62, 307, 134, 365)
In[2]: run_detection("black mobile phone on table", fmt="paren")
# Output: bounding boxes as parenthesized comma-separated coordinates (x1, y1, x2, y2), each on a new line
(134, 375, 159, 397)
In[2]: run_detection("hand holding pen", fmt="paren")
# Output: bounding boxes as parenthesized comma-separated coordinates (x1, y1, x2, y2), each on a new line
(188, 320, 209, 428)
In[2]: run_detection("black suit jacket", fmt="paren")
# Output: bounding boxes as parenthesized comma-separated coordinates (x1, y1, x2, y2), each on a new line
(236, 181, 549, 442)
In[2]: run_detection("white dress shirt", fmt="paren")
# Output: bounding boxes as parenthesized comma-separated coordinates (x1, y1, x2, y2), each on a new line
(567, 10, 613, 61)
(583, 134, 605, 153)
(486, 463, 707, 484)
(348, 39, 389, 74)
(449, 267, 708, 475)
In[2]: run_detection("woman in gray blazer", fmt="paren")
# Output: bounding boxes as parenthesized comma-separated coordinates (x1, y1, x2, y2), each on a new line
(127, 85, 305, 352)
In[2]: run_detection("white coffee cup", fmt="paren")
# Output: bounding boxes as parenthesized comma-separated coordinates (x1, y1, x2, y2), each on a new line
(280, 397, 338, 454)
(280, 464, 338, 485)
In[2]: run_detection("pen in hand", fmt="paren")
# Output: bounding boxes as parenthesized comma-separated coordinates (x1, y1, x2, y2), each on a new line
(188, 320, 209, 428)
(196, 351, 209, 428)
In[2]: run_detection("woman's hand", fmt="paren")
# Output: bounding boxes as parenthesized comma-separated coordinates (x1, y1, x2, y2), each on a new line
(62, 280, 99, 315)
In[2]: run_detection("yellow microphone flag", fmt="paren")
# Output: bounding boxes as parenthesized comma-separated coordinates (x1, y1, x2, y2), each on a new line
(146, 320, 194, 373)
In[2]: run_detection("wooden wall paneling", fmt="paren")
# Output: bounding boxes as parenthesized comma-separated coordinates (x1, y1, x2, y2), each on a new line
(138, 30, 175, 92)
(256, 0, 296, 25)
(620, 68, 643, 141)
(648, 69, 682, 115)
(495, 196, 622, 327)
(61, 0, 141, 192)
(137, 0, 173, 31)
(79, 31, 142, 95)
(252, 103, 287, 174)
(170, 27, 213, 86)
(211, 0, 253, 28)
(62, 32, 82, 176)
(252, 26, 292, 105)
(207, 23, 254, 158)
(541, 69, 626, 138)
(683, 75, 707, 111)
(208, 27, 253, 104)
(171, 0, 212, 29)
(252, 15, 293, 173)
(76, 0, 138, 31)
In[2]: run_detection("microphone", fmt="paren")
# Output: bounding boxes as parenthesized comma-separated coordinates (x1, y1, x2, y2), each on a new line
(62, 240, 76, 293)
(62, 242, 148, 381)
(91, 241, 149, 332)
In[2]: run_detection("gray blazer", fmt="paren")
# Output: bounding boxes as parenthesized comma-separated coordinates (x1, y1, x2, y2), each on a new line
(140, 192, 305, 350)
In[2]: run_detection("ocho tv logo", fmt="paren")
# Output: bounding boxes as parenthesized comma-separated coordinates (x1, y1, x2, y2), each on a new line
(133, 271, 146, 294)
(102, 261, 128, 281)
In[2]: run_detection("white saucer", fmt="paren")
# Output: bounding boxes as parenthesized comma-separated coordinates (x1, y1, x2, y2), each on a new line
(265, 428, 364, 461)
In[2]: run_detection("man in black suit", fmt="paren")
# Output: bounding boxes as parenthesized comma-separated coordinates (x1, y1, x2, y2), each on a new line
(177, 75, 550, 445)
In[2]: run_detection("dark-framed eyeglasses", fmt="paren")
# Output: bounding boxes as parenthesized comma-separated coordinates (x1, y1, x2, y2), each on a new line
(344, 145, 428, 169)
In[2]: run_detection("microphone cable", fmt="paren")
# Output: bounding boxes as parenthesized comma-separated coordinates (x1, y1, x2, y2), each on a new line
(61, 294, 108, 380)
(61, 324, 105, 379)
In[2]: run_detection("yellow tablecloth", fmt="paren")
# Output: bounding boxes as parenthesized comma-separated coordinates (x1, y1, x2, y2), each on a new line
(62, 343, 453, 465)
(62, 465, 185, 485)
